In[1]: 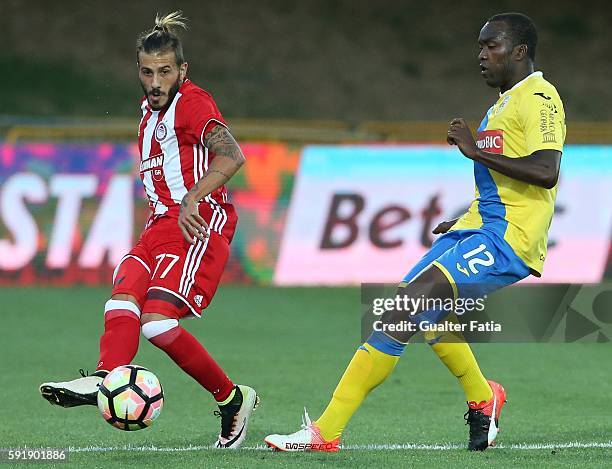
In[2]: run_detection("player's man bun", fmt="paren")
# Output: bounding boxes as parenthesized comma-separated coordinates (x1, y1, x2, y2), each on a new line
(153, 11, 188, 34)
(137, 11, 188, 65)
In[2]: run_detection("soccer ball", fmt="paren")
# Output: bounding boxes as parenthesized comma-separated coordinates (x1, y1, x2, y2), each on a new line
(97, 365, 164, 431)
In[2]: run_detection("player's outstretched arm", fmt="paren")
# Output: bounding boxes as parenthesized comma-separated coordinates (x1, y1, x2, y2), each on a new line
(447, 118, 561, 189)
(178, 125, 246, 243)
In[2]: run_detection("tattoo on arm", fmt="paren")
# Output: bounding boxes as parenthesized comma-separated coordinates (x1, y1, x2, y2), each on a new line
(203, 125, 245, 164)
(206, 169, 231, 179)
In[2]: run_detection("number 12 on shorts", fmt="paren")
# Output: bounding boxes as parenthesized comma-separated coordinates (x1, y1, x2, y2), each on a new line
(152, 254, 180, 279)
(456, 243, 495, 277)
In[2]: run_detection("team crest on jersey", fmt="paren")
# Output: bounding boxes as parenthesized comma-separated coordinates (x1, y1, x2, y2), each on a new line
(496, 95, 511, 113)
(193, 295, 203, 308)
(155, 122, 168, 142)
(476, 130, 504, 154)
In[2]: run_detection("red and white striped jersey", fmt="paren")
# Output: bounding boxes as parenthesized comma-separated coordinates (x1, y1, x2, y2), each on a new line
(137, 79, 237, 242)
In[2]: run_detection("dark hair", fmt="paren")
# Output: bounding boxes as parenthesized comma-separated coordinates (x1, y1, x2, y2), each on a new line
(136, 11, 188, 65)
(488, 12, 537, 61)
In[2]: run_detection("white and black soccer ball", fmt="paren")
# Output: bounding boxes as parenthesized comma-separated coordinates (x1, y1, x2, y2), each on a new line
(97, 365, 164, 431)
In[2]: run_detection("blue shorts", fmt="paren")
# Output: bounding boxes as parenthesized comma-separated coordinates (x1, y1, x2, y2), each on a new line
(402, 229, 530, 301)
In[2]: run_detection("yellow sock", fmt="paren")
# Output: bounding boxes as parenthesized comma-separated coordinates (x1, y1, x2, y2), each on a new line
(430, 342, 492, 403)
(315, 343, 399, 441)
(425, 314, 492, 404)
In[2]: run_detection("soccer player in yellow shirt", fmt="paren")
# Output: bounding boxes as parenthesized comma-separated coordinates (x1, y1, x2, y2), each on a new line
(265, 12, 565, 452)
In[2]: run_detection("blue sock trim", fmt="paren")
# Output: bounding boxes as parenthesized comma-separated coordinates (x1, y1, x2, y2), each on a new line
(426, 335, 442, 346)
(366, 330, 406, 356)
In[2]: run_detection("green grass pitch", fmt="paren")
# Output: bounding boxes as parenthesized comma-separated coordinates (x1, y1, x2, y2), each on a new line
(1, 286, 611, 467)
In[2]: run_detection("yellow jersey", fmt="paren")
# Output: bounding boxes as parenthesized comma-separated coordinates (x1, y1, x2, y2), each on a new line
(450, 72, 566, 275)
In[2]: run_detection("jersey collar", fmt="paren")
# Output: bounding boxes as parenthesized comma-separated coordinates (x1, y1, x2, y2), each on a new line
(499, 71, 543, 97)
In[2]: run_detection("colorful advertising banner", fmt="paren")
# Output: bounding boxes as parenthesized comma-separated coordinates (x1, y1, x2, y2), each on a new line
(0, 143, 298, 285)
(275, 145, 612, 285)
(1, 143, 610, 286)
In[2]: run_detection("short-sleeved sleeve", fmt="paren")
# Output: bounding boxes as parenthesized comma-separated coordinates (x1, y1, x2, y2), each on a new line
(181, 91, 228, 146)
(519, 90, 565, 154)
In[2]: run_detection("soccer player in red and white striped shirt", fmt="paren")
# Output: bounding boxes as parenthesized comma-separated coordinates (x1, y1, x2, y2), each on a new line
(40, 12, 258, 449)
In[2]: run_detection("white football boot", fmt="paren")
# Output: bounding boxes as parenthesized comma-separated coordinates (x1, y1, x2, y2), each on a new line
(214, 385, 260, 449)
(264, 408, 340, 452)
(40, 369, 107, 407)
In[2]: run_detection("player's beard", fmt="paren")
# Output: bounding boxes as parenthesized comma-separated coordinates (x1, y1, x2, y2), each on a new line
(141, 76, 182, 110)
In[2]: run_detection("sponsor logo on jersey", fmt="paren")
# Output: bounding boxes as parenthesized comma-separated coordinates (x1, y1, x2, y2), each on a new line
(153, 169, 164, 182)
(534, 92, 551, 100)
(476, 130, 503, 154)
(539, 102, 558, 143)
(140, 153, 165, 173)
(155, 122, 168, 142)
